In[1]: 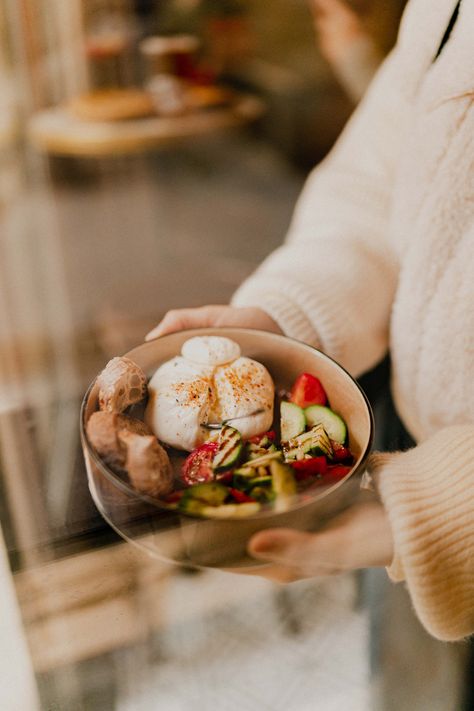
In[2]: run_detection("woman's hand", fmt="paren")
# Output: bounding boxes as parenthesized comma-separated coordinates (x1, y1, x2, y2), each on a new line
(310, 0, 365, 64)
(145, 305, 283, 341)
(241, 501, 394, 583)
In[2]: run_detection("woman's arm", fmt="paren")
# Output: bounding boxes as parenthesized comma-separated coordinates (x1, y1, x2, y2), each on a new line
(231, 32, 415, 377)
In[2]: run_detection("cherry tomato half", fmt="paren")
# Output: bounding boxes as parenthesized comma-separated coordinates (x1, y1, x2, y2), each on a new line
(181, 442, 218, 486)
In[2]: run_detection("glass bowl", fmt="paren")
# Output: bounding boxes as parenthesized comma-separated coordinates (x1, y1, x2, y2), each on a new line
(80, 328, 373, 569)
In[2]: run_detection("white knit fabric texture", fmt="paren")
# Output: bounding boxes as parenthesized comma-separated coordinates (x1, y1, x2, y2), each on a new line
(233, 0, 474, 640)
(376, 426, 474, 641)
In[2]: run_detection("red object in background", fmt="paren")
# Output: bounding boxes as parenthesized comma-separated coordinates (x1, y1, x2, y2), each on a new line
(228, 488, 256, 503)
(290, 373, 327, 408)
(182, 442, 218, 485)
(173, 53, 215, 84)
(290, 456, 327, 481)
(172, 50, 197, 79)
(324, 465, 352, 481)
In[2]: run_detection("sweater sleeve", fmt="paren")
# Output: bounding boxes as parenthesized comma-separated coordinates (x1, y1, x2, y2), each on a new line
(232, 30, 414, 377)
(371, 426, 474, 642)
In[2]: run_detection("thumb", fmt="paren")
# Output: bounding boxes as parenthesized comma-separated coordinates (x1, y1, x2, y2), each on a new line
(248, 528, 327, 571)
(145, 308, 213, 341)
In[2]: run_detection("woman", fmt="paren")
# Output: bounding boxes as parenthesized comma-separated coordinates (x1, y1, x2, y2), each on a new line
(146, 0, 474, 642)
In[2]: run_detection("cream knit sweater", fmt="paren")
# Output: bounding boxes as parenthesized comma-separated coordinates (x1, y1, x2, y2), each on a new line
(232, 0, 474, 641)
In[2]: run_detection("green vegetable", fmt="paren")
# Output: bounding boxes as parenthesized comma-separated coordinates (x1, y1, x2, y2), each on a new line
(248, 486, 275, 504)
(270, 460, 297, 512)
(280, 401, 306, 441)
(212, 425, 243, 472)
(179, 482, 229, 513)
(304, 405, 347, 444)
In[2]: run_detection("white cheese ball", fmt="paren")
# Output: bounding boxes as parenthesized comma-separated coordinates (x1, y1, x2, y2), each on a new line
(145, 357, 213, 452)
(181, 336, 241, 366)
(145, 337, 274, 450)
(212, 357, 274, 440)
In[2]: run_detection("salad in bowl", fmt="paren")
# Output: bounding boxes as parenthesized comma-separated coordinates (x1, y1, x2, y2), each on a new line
(173, 369, 356, 520)
(81, 329, 373, 567)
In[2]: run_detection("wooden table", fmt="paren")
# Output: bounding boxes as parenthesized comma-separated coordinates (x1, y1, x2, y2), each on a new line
(27, 94, 265, 157)
(0, 113, 18, 152)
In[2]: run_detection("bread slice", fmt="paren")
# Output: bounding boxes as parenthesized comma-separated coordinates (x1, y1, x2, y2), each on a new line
(97, 356, 147, 413)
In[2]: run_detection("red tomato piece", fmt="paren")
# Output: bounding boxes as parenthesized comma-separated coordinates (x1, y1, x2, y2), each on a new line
(228, 488, 256, 504)
(290, 456, 327, 481)
(290, 373, 327, 408)
(331, 444, 354, 463)
(324, 465, 352, 481)
(247, 430, 276, 445)
(181, 442, 218, 486)
(216, 471, 234, 485)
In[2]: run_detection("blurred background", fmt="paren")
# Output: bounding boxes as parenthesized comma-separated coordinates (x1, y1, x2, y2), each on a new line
(1, 1, 471, 710)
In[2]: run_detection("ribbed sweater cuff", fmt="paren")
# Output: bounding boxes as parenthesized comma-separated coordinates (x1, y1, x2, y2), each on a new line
(232, 272, 362, 360)
(374, 426, 474, 641)
(231, 284, 322, 350)
(231, 267, 391, 377)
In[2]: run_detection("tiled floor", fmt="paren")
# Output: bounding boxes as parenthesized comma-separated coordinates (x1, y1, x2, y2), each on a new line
(115, 571, 370, 711)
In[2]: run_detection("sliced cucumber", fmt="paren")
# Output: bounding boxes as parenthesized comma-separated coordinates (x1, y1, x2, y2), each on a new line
(200, 502, 261, 519)
(179, 482, 229, 511)
(305, 405, 347, 444)
(212, 425, 243, 472)
(270, 460, 297, 512)
(280, 401, 306, 442)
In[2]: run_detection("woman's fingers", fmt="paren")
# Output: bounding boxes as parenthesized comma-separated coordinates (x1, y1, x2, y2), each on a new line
(246, 503, 394, 581)
(311, 0, 352, 20)
(234, 563, 306, 584)
(145, 305, 283, 341)
(310, 0, 364, 61)
(248, 528, 340, 578)
(145, 307, 215, 340)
